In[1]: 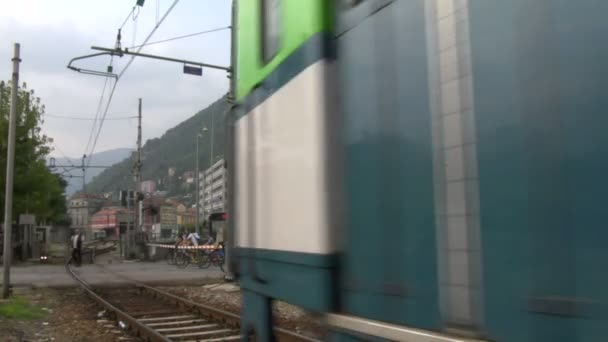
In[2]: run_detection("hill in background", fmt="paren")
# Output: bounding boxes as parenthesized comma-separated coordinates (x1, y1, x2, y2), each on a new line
(51, 148, 134, 195)
(85, 97, 229, 204)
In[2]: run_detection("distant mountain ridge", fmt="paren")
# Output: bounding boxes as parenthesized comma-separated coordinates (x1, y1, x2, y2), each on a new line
(84, 97, 228, 203)
(51, 148, 133, 195)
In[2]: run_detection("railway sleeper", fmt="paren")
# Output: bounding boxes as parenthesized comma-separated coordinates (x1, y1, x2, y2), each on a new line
(156, 323, 219, 333)
(165, 328, 234, 340)
(68, 265, 314, 342)
(139, 314, 197, 322)
(146, 319, 208, 328)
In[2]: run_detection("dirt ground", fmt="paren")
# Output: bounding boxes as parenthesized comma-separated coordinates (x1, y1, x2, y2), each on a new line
(0, 284, 324, 342)
(160, 285, 325, 339)
(0, 287, 128, 342)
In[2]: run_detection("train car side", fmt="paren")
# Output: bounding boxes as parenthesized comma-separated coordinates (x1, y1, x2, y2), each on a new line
(230, 1, 608, 341)
(231, 0, 338, 339)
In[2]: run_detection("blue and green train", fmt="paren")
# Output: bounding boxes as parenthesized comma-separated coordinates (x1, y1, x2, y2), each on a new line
(228, 1, 608, 341)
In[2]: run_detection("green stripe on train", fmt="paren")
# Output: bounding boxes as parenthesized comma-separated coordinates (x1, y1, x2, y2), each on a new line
(236, 0, 333, 100)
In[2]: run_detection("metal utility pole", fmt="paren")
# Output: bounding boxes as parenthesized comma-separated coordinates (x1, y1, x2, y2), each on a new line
(136, 99, 143, 233)
(80, 154, 88, 240)
(126, 189, 131, 259)
(195, 128, 205, 236)
(3, 43, 21, 299)
(203, 107, 214, 233)
(195, 134, 200, 235)
(210, 107, 215, 169)
(81, 154, 87, 194)
(129, 99, 143, 259)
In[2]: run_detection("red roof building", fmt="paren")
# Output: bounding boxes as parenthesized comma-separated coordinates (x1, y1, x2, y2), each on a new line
(89, 207, 134, 238)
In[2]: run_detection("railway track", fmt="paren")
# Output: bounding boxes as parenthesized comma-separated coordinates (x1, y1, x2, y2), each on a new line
(65, 263, 321, 342)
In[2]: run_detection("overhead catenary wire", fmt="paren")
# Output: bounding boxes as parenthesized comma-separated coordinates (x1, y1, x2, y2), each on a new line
(132, 5, 140, 47)
(132, 18, 138, 47)
(118, 0, 180, 79)
(86, 78, 119, 168)
(58, 167, 80, 176)
(156, 0, 160, 24)
(120, 6, 137, 30)
(127, 26, 230, 49)
(50, 142, 77, 168)
(45, 114, 137, 121)
(78, 1, 143, 188)
(49, 142, 87, 185)
(86, 0, 181, 169)
(84, 58, 112, 158)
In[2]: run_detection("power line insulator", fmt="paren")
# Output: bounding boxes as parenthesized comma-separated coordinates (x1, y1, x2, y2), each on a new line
(115, 29, 122, 50)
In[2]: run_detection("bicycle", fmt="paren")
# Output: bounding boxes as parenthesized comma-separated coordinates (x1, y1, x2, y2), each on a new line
(174, 246, 211, 269)
(165, 248, 177, 265)
(198, 248, 225, 272)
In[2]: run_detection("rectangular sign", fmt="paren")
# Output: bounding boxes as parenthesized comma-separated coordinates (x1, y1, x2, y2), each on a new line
(19, 214, 35, 225)
(183, 65, 203, 76)
(160, 205, 177, 230)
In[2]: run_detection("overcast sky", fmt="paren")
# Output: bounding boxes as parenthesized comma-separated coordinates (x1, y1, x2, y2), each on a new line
(0, 0, 230, 159)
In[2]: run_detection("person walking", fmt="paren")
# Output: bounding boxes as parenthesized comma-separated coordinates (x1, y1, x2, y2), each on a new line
(70, 229, 84, 267)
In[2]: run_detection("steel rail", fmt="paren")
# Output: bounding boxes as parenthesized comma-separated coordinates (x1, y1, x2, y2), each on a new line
(93, 264, 323, 342)
(65, 262, 170, 342)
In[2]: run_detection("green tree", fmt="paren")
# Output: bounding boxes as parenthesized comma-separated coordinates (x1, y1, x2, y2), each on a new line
(0, 81, 67, 225)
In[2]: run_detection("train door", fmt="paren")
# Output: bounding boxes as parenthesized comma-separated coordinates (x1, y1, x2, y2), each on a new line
(336, 0, 441, 331)
(468, 1, 608, 341)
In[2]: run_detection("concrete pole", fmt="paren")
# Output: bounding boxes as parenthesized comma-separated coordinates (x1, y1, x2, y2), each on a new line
(81, 155, 87, 196)
(138, 199, 143, 246)
(209, 108, 216, 223)
(3, 43, 21, 299)
(210, 106, 215, 169)
(223, 0, 238, 282)
(195, 134, 200, 235)
(136, 98, 143, 232)
(126, 190, 131, 259)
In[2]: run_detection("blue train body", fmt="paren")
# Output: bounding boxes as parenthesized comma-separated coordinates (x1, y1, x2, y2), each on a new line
(229, 1, 608, 341)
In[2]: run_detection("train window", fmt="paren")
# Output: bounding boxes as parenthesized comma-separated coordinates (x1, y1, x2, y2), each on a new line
(260, 0, 281, 63)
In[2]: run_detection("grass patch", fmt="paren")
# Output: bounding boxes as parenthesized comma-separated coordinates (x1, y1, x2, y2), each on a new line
(0, 296, 47, 320)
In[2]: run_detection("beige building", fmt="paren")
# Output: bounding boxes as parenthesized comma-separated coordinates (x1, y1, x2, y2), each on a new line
(67, 193, 103, 237)
(199, 159, 227, 219)
(177, 207, 196, 228)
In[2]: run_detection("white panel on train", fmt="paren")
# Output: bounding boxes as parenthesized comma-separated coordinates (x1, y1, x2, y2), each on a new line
(234, 60, 336, 255)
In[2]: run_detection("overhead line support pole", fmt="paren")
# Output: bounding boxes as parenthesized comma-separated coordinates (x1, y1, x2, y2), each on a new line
(126, 189, 131, 259)
(81, 155, 87, 195)
(3, 43, 21, 299)
(195, 134, 200, 236)
(137, 98, 143, 234)
(134, 99, 144, 259)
